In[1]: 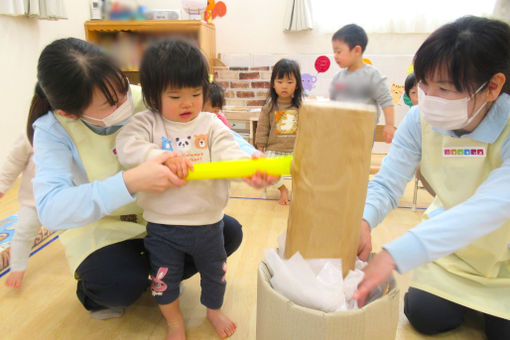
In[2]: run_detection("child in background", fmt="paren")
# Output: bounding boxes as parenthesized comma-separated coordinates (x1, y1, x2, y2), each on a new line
(255, 59, 303, 205)
(330, 24, 395, 143)
(204, 81, 231, 128)
(0, 133, 41, 289)
(116, 38, 275, 340)
(404, 72, 418, 107)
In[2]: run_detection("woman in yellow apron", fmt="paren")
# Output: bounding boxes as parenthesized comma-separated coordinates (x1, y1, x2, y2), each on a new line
(26, 38, 257, 319)
(354, 16, 510, 339)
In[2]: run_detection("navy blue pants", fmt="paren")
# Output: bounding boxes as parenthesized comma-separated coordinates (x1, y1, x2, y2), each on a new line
(75, 215, 242, 311)
(404, 287, 510, 340)
(145, 221, 226, 308)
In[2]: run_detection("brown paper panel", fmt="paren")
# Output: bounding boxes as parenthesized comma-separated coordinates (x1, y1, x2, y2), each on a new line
(284, 101, 376, 277)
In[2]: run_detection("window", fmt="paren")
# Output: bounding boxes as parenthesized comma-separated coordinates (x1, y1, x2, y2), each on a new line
(311, 0, 497, 33)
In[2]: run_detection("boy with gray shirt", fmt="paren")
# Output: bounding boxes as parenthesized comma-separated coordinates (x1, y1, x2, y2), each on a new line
(329, 24, 395, 143)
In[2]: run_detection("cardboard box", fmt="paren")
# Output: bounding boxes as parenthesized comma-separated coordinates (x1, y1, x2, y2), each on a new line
(256, 261, 400, 340)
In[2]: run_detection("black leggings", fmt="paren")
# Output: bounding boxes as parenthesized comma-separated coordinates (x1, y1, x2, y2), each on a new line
(75, 215, 243, 311)
(404, 287, 510, 340)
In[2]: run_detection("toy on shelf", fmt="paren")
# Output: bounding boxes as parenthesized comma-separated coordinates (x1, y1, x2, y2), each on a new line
(182, 0, 208, 20)
(185, 155, 292, 180)
(203, 0, 227, 23)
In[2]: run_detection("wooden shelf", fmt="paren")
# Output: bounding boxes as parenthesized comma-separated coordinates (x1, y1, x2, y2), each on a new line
(223, 109, 260, 145)
(84, 20, 216, 78)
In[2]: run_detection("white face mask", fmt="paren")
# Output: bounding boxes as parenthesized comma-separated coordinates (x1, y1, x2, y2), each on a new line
(419, 82, 488, 131)
(82, 87, 134, 127)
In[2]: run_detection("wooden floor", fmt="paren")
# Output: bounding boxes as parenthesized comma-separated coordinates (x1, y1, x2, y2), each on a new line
(0, 176, 486, 339)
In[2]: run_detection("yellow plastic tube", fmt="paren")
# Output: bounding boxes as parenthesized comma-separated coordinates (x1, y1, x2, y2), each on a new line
(185, 155, 292, 180)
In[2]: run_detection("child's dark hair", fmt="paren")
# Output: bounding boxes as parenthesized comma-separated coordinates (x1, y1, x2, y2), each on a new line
(207, 81, 225, 109)
(332, 24, 368, 52)
(268, 59, 303, 109)
(414, 16, 510, 95)
(27, 38, 129, 143)
(140, 37, 209, 113)
(404, 73, 416, 97)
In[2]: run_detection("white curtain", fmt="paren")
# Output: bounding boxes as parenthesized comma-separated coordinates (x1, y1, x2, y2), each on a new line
(311, 0, 497, 33)
(0, 0, 67, 19)
(283, 0, 313, 32)
(493, 0, 510, 23)
(0, 0, 25, 15)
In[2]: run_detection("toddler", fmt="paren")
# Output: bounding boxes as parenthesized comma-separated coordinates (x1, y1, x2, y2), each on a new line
(0, 133, 42, 289)
(255, 59, 303, 205)
(330, 24, 395, 143)
(116, 37, 274, 339)
(404, 72, 418, 107)
(204, 81, 231, 128)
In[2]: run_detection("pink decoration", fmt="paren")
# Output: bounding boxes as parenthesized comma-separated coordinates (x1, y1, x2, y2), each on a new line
(315, 56, 330, 73)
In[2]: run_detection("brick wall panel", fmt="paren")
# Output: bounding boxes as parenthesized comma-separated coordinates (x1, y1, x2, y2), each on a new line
(260, 72, 272, 80)
(239, 72, 260, 80)
(251, 81, 270, 89)
(216, 81, 230, 89)
(218, 71, 240, 80)
(237, 91, 255, 98)
(230, 81, 250, 88)
(226, 99, 246, 107)
(247, 100, 266, 106)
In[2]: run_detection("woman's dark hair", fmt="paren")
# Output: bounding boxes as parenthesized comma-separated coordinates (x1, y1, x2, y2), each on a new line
(268, 59, 303, 109)
(414, 16, 510, 95)
(404, 73, 416, 97)
(27, 38, 128, 143)
(140, 37, 210, 113)
(207, 81, 226, 109)
(332, 24, 368, 52)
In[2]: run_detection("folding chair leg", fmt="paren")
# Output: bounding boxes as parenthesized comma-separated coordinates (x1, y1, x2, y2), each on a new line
(412, 176, 419, 211)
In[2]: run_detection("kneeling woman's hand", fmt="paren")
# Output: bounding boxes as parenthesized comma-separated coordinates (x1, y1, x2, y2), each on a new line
(353, 249, 396, 307)
(123, 152, 188, 194)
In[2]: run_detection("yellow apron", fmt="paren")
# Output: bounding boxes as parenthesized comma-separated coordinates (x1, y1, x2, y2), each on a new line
(56, 85, 147, 274)
(414, 115, 510, 319)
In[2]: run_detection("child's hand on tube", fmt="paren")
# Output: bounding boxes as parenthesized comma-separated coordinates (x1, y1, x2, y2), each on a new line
(243, 152, 280, 189)
(165, 155, 194, 179)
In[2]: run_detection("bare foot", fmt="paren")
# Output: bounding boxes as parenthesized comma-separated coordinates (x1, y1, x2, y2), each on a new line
(160, 299, 186, 340)
(5, 271, 24, 288)
(207, 308, 236, 338)
(278, 185, 289, 205)
(167, 323, 186, 340)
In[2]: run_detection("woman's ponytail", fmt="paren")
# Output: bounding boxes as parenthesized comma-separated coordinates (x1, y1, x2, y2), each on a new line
(26, 83, 51, 145)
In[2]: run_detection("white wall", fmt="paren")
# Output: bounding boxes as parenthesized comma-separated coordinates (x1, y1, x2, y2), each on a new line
(0, 0, 427, 160)
(214, 1, 428, 55)
(211, 0, 428, 154)
(0, 1, 89, 161)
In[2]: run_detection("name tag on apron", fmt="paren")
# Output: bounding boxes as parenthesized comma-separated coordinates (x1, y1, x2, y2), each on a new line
(443, 147, 487, 158)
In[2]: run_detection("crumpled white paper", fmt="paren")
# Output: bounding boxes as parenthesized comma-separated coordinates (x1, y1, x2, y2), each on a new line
(263, 234, 367, 313)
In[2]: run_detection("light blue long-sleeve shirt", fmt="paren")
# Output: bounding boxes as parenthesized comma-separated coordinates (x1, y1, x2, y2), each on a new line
(363, 93, 510, 273)
(32, 112, 257, 231)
